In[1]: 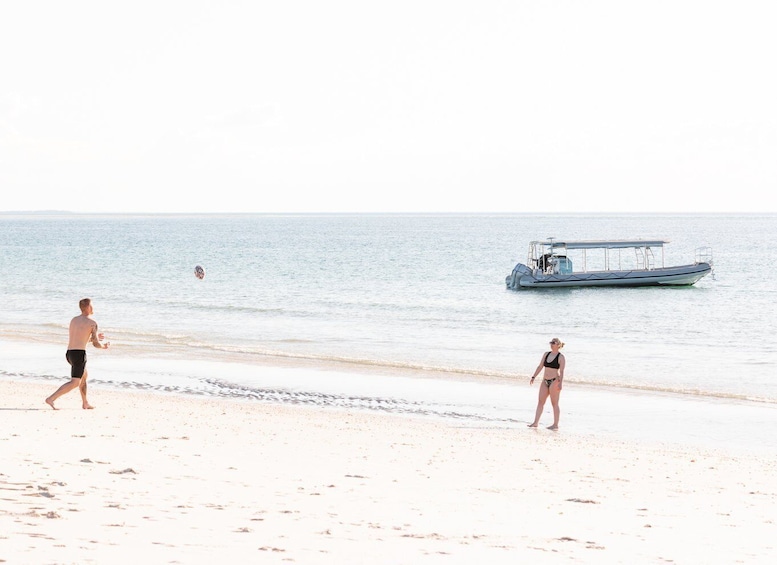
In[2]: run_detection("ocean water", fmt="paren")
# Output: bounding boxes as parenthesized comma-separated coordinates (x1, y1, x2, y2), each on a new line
(2, 213, 776, 450)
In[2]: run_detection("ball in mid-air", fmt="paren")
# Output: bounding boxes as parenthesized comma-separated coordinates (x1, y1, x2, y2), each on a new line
(194, 265, 205, 280)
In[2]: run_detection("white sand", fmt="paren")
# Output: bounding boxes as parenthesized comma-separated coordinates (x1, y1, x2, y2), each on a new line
(1, 379, 775, 564)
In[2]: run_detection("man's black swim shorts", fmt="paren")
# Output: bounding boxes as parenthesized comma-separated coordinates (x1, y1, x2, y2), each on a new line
(65, 349, 87, 378)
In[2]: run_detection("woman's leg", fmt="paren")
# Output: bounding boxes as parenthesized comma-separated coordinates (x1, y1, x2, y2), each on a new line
(528, 384, 550, 427)
(547, 382, 561, 429)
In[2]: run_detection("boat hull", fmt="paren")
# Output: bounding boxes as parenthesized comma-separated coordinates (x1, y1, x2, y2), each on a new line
(506, 263, 712, 289)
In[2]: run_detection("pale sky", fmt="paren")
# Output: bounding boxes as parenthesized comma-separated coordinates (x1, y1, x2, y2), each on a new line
(1, 1, 775, 213)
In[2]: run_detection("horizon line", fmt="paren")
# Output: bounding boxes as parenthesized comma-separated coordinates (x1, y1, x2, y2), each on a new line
(2, 210, 776, 217)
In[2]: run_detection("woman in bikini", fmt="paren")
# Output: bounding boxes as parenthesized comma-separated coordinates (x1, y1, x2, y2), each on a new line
(528, 338, 565, 430)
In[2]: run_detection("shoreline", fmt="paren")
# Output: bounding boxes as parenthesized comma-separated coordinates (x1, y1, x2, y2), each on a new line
(2, 379, 776, 563)
(3, 334, 777, 455)
(3, 332, 776, 405)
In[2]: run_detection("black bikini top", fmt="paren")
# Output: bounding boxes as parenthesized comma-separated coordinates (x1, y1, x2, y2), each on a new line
(543, 352, 561, 369)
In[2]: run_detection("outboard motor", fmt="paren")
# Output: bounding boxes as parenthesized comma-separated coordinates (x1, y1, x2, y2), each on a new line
(505, 263, 533, 290)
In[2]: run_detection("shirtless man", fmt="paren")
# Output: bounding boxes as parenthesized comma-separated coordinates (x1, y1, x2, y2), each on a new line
(45, 298, 110, 410)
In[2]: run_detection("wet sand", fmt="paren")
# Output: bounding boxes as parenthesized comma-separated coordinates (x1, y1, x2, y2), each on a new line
(1, 379, 775, 563)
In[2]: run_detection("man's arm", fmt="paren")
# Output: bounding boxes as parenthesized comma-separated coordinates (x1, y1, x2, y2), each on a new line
(90, 324, 109, 349)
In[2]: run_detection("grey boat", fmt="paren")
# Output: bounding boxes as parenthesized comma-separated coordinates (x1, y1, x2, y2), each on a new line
(506, 238, 713, 289)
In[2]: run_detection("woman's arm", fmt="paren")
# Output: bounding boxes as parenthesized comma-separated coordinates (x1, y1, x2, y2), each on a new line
(530, 355, 545, 383)
(557, 354, 565, 389)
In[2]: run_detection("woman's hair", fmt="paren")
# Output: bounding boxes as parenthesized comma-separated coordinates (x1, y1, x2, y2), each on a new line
(550, 338, 565, 348)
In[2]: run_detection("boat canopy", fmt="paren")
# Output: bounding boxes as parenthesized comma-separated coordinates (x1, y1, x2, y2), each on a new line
(536, 239, 669, 250)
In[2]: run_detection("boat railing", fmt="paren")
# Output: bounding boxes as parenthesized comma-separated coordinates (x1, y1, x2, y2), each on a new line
(645, 247, 655, 270)
(630, 246, 661, 271)
(695, 246, 713, 266)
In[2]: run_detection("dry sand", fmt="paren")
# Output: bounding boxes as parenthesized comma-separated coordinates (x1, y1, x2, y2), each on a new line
(1, 379, 775, 564)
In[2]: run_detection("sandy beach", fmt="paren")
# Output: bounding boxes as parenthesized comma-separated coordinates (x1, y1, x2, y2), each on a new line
(1, 379, 775, 564)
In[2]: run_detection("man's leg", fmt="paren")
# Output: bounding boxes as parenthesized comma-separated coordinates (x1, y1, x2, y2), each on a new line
(79, 369, 94, 409)
(45, 379, 81, 409)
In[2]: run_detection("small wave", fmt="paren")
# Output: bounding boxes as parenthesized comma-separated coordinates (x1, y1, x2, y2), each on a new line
(92, 377, 524, 425)
(85, 335, 518, 379)
(571, 378, 777, 405)
(158, 301, 289, 316)
(0, 370, 60, 380)
(0, 326, 64, 344)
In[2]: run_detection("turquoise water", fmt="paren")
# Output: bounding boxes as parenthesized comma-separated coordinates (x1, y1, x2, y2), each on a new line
(1, 213, 776, 449)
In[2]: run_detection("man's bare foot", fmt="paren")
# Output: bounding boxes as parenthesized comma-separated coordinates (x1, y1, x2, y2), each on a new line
(82, 403, 95, 410)
(527, 423, 538, 428)
(547, 425, 558, 430)
(45, 398, 58, 410)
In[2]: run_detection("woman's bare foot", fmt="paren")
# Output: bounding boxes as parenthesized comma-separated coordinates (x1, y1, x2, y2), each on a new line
(82, 403, 95, 410)
(547, 425, 558, 430)
(45, 398, 57, 410)
(527, 423, 538, 428)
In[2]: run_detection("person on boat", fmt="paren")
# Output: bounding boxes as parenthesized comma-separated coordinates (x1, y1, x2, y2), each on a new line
(528, 338, 565, 430)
